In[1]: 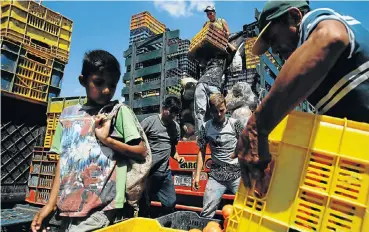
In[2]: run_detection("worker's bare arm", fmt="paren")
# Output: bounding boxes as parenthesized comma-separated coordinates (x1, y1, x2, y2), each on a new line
(255, 19, 350, 136)
(222, 20, 230, 38)
(236, 19, 350, 187)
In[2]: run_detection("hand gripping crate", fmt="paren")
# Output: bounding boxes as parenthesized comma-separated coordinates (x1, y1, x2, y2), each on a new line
(226, 111, 369, 232)
(189, 23, 229, 61)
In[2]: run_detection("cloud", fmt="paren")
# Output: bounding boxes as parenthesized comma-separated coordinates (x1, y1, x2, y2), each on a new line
(153, 0, 215, 18)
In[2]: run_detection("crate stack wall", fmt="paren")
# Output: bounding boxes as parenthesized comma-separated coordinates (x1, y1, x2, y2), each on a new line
(123, 31, 181, 121)
(1, 0, 73, 203)
(1, 96, 46, 203)
(125, 12, 198, 121)
(1, 0, 73, 104)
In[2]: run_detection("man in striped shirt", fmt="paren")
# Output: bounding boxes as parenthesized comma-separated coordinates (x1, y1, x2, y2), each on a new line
(235, 1, 369, 190)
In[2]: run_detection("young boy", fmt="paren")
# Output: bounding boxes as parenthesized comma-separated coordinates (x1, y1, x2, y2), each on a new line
(193, 93, 244, 218)
(140, 96, 184, 216)
(31, 50, 148, 232)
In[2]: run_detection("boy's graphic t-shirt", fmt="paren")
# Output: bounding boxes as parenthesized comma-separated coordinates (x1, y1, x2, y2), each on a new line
(50, 103, 141, 217)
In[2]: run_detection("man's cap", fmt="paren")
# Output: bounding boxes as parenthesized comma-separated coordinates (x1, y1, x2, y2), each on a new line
(204, 6, 215, 12)
(252, 1, 309, 56)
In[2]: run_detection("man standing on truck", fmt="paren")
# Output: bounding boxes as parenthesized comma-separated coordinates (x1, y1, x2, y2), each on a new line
(194, 6, 241, 137)
(235, 1, 369, 194)
(193, 93, 245, 218)
(140, 96, 185, 216)
(203, 6, 230, 39)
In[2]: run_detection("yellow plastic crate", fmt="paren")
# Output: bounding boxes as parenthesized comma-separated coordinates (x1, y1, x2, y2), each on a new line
(130, 11, 166, 34)
(1, 0, 73, 62)
(47, 96, 87, 113)
(227, 111, 369, 232)
(1, 38, 66, 103)
(95, 218, 185, 232)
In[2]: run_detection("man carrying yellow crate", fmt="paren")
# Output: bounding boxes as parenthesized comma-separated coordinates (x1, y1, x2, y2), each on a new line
(234, 1, 369, 195)
(193, 6, 238, 137)
(203, 6, 230, 39)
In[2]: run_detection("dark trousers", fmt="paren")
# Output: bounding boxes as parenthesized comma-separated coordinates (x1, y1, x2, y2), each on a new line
(139, 170, 177, 217)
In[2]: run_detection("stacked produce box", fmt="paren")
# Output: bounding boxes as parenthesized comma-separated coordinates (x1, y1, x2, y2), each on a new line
(1, 0, 73, 103)
(1, 0, 73, 202)
(124, 11, 198, 121)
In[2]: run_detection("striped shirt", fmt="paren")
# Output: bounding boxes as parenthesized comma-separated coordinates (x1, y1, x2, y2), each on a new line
(298, 8, 369, 123)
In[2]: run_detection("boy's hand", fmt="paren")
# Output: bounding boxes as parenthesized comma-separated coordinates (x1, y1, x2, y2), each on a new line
(192, 174, 200, 191)
(31, 204, 54, 232)
(173, 153, 185, 164)
(95, 114, 112, 144)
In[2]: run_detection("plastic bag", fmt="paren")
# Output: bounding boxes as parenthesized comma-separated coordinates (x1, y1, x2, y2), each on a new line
(226, 82, 257, 111)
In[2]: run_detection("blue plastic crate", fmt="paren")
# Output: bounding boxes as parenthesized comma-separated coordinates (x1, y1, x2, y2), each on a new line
(1, 204, 40, 227)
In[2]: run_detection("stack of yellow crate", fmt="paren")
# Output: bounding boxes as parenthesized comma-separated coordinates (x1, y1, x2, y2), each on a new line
(189, 23, 228, 60)
(1, 0, 73, 104)
(245, 37, 277, 69)
(130, 11, 166, 35)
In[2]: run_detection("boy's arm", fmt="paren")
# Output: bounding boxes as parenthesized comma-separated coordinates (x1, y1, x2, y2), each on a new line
(221, 18, 230, 38)
(95, 111, 147, 162)
(47, 160, 61, 207)
(31, 161, 60, 232)
(32, 122, 62, 232)
(102, 137, 146, 162)
(193, 124, 207, 190)
(171, 123, 184, 163)
(47, 122, 62, 207)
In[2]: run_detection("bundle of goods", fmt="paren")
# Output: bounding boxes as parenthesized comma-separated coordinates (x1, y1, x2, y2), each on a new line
(226, 82, 258, 125)
(180, 77, 197, 141)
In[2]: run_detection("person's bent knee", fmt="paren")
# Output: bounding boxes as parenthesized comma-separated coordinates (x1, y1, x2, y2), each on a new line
(162, 196, 176, 209)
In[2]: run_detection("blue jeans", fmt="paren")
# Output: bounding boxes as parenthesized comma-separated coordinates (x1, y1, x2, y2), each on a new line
(194, 83, 221, 135)
(139, 170, 176, 216)
(200, 176, 241, 219)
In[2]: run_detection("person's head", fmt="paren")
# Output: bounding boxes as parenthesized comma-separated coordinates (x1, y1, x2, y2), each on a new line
(204, 6, 216, 22)
(161, 96, 181, 122)
(252, 1, 310, 60)
(79, 50, 121, 106)
(209, 93, 227, 123)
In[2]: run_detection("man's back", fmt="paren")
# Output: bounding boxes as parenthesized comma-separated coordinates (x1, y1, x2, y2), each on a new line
(298, 8, 369, 123)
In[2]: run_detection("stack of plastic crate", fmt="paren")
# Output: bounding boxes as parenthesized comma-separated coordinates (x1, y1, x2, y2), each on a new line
(129, 11, 166, 46)
(1, 0, 73, 104)
(189, 23, 228, 61)
(245, 37, 277, 70)
(1, 96, 47, 203)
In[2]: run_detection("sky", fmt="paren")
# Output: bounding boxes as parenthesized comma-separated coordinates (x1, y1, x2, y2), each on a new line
(42, 0, 369, 101)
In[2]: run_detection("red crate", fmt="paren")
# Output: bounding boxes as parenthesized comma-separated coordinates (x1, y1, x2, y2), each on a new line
(26, 146, 56, 206)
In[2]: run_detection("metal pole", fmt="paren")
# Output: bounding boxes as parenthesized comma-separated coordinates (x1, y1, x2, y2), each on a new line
(159, 32, 167, 110)
(128, 43, 137, 108)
